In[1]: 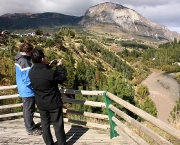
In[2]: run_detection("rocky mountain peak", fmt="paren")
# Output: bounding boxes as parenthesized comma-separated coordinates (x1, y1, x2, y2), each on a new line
(84, 2, 139, 22)
(79, 2, 180, 41)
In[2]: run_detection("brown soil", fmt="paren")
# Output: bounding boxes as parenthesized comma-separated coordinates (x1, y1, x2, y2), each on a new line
(142, 69, 179, 123)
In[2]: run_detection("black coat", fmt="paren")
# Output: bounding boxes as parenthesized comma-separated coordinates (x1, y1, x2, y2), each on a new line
(28, 63, 66, 110)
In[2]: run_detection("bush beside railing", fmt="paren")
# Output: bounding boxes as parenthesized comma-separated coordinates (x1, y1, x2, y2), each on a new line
(0, 85, 180, 145)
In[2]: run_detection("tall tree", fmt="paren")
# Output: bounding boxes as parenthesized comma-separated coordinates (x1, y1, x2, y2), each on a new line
(63, 52, 76, 89)
(75, 60, 87, 89)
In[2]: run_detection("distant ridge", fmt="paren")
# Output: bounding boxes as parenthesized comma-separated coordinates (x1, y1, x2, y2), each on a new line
(0, 12, 83, 29)
(0, 2, 179, 41)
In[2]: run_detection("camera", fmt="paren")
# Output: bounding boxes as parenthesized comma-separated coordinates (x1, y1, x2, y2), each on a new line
(51, 59, 59, 65)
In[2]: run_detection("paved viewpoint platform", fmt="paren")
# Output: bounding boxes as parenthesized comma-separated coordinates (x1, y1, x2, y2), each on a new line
(0, 118, 128, 145)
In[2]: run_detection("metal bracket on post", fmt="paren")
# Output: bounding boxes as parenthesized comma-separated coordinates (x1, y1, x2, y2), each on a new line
(103, 92, 118, 139)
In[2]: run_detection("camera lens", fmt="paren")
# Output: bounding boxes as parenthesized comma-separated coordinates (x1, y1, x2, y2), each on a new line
(52, 59, 58, 64)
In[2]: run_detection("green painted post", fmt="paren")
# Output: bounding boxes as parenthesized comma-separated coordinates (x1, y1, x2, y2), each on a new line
(103, 92, 118, 139)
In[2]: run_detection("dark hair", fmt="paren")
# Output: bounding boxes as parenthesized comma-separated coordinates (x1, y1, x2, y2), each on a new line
(31, 49, 45, 63)
(20, 42, 33, 53)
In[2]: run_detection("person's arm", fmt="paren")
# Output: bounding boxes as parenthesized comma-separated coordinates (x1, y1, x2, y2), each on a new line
(53, 59, 67, 84)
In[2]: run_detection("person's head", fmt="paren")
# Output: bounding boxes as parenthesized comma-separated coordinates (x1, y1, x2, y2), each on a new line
(31, 48, 46, 63)
(20, 42, 34, 55)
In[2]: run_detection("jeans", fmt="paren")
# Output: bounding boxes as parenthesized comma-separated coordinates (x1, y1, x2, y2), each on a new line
(39, 106, 66, 145)
(22, 97, 36, 133)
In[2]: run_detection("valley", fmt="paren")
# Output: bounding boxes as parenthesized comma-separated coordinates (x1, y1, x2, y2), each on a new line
(0, 2, 180, 140)
(142, 69, 180, 123)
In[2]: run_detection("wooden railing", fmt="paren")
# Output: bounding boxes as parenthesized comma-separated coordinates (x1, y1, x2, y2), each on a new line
(0, 85, 180, 145)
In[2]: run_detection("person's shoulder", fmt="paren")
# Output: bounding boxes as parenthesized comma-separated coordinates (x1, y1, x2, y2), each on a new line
(18, 57, 31, 69)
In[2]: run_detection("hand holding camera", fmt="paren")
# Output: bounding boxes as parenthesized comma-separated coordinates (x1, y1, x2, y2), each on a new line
(49, 59, 63, 66)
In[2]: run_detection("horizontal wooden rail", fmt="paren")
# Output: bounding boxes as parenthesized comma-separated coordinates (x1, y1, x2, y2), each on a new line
(106, 92, 180, 142)
(63, 118, 109, 130)
(0, 94, 19, 100)
(62, 98, 106, 108)
(63, 108, 108, 120)
(109, 104, 171, 144)
(0, 86, 104, 95)
(0, 103, 23, 109)
(34, 113, 40, 117)
(0, 85, 17, 90)
(112, 116, 149, 145)
(60, 89, 104, 96)
(0, 112, 23, 118)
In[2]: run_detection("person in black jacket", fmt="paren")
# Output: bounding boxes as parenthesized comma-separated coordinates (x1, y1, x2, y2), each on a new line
(28, 49, 66, 145)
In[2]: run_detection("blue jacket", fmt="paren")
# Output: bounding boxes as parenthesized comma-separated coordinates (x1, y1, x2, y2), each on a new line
(15, 52, 34, 98)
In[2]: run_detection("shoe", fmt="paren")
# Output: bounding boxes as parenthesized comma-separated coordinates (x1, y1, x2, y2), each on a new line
(28, 129, 42, 136)
(35, 123, 42, 130)
(35, 122, 42, 128)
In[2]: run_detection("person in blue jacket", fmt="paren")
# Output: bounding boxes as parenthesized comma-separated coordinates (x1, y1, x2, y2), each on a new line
(15, 42, 42, 135)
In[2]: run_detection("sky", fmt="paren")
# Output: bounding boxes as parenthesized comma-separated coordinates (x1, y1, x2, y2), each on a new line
(0, 0, 180, 33)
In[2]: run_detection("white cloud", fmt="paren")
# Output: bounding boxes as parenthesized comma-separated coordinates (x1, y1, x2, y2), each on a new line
(0, 0, 179, 33)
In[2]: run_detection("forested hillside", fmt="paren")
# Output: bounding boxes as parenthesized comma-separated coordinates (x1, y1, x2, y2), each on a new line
(0, 27, 180, 124)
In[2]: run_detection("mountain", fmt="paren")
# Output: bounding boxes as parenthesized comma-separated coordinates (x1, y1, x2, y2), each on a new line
(79, 2, 180, 41)
(0, 2, 179, 41)
(0, 12, 82, 29)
